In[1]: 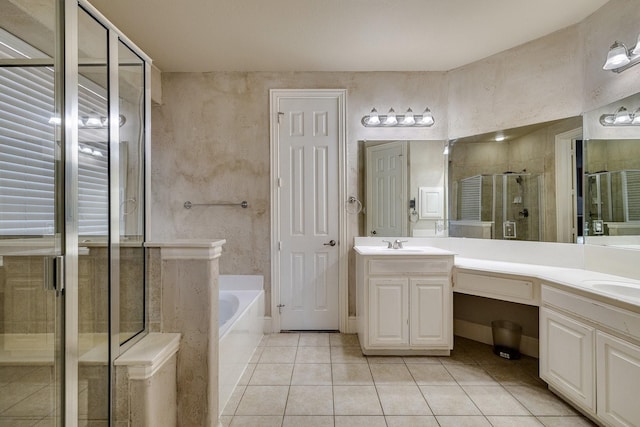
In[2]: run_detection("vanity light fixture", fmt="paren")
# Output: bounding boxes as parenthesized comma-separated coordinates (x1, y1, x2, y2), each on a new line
(48, 114, 127, 128)
(599, 106, 640, 126)
(603, 34, 640, 73)
(361, 107, 435, 127)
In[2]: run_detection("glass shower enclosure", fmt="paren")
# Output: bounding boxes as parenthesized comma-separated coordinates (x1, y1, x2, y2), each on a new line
(0, 0, 149, 424)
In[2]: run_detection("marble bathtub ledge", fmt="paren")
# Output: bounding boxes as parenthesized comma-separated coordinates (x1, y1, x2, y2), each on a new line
(145, 239, 226, 260)
(114, 332, 181, 380)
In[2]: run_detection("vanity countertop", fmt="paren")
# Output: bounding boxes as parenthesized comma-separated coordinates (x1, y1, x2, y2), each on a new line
(455, 257, 640, 312)
(354, 245, 455, 256)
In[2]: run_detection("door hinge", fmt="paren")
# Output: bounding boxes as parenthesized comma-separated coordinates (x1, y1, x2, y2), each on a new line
(277, 177, 283, 187)
(278, 241, 282, 251)
(277, 112, 284, 124)
(277, 303, 285, 314)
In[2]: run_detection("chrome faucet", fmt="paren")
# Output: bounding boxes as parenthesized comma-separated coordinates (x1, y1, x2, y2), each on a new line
(382, 239, 408, 249)
(394, 239, 408, 249)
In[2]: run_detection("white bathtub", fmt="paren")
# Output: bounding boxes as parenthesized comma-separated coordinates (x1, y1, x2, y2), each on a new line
(218, 275, 264, 415)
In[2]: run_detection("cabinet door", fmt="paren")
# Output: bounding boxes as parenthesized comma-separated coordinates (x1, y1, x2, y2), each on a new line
(596, 331, 640, 427)
(539, 307, 595, 413)
(368, 278, 409, 347)
(410, 277, 450, 347)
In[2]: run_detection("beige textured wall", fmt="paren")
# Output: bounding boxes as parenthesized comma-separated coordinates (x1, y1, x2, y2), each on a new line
(447, 0, 640, 137)
(447, 25, 583, 139)
(150, 72, 448, 314)
(149, 0, 640, 318)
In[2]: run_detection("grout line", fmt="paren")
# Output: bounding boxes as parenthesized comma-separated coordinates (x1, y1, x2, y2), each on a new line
(229, 333, 591, 425)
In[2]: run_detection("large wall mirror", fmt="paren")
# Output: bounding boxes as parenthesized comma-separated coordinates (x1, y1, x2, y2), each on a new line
(359, 140, 448, 237)
(447, 116, 583, 242)
(582, 92, 640, 249)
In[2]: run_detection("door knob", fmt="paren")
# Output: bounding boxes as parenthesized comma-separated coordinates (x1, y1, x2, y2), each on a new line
(371, 230, 377, 235)
(323, 240, 336, 246)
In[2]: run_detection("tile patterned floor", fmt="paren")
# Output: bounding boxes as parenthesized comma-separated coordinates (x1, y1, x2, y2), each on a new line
(220, 334, 596, 427)
(0, 366, 102, 426)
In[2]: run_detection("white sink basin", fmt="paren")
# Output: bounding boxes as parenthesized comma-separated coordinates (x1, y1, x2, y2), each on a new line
(582, 280, 640, 301)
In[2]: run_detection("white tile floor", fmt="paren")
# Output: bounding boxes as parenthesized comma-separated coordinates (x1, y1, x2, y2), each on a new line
(220, 333, 596, 427)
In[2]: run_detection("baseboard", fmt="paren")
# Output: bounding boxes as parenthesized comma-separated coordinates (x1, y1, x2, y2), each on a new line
(454, 318, 539, 358)
(347, 316, 358, 334)
(262, 316, 272, 334)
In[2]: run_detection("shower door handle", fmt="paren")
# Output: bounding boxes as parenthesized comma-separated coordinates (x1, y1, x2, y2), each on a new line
(44, 255, 65, 294)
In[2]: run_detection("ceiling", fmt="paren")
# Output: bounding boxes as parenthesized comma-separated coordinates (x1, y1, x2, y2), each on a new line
(86, 0, 609, 73)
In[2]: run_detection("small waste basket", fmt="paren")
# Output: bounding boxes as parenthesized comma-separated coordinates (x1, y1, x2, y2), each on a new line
(491, 320, 522, 360)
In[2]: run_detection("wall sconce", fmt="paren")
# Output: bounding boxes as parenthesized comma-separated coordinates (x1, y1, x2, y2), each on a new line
(603, 34, 640, 73)
(361, 107, 434, 127)
(600, 106, 640, 126)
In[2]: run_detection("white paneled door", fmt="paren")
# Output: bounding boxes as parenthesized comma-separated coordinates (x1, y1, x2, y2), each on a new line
(276, 94, 341, 330)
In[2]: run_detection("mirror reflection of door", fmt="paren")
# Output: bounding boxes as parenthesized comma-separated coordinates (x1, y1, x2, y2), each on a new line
(555, 128, 583, 243)
(365, 141, 408, 237)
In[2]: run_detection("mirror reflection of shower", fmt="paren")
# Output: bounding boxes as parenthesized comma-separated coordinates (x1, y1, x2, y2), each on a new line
(451, 171, 543, 241)
(585, 169, 640, 236)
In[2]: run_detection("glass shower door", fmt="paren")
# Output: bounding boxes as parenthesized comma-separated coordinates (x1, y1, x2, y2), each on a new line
(0, 1, 63, 424)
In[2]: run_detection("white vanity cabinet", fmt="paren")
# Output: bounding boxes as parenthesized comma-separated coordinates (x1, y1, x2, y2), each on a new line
(596, 331, 640, 427)
(355, 250, 454, 355)
(539, 306, 596, 414)
(541, 285, 640, 426)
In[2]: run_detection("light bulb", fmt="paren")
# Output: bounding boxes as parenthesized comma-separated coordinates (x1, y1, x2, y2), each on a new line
(613, 106, 632, 124)
(401, 108, 415, 125)
(632, 34, 640, 56)
(384, 108, 397, 126)
(367, 108, 380, 125)
(85, 116, 102, 127)
(603, 41, 630, 70)
(418, 108, 434, 126)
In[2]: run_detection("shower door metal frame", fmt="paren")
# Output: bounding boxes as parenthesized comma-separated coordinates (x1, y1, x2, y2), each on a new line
(62, 1, 80, 424)
(0, 1, 78, 423)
